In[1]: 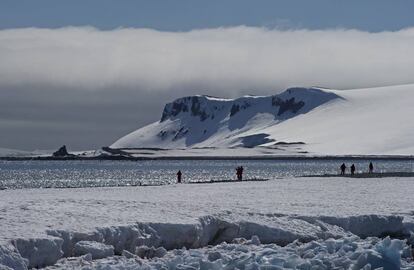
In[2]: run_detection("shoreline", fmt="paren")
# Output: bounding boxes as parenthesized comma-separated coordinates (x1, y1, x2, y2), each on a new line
(305, 172, 414, 178)
(1, 154, 414, 161)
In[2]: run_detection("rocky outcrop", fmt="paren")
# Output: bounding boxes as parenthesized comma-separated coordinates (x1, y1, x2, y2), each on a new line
(52, 145, 71, 157)
(272, 97, 305, 116)
(161, 96, 215, 122)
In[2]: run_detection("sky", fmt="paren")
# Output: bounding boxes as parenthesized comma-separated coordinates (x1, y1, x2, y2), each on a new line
(1, 0, 414, 151)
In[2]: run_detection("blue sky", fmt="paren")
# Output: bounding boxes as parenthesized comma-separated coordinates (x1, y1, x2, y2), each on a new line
(1, 0, 414, 32)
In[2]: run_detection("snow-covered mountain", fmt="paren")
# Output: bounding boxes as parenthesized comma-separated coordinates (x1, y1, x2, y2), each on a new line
(111, 84, 414, 155)
(0, 147, 32, 157)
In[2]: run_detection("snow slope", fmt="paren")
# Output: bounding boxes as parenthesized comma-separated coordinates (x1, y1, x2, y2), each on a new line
(0, 147, 31, 157)
(0, 147, 53, 157)
(112, 84, 414, 155)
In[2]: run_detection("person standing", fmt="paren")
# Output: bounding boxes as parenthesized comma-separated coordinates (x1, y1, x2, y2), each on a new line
(369, 162, 374, 174)
(350, 164, 356, 175)
(240, 166, 244, 181)
(235, 166, 244, 180)
(340, 163, 346, 175)
(177, 170, 182, 183)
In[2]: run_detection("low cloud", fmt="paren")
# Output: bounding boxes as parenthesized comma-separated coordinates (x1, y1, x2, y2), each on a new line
(2, 26, 414, 93)
(1, 26, 414, 150)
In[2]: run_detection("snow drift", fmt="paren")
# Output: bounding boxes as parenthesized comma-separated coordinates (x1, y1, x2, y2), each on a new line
(1, 214, 412, 269)
(111, 84, 414, 155)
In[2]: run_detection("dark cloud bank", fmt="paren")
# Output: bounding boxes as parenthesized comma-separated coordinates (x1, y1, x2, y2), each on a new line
(1, 26, 414, 150)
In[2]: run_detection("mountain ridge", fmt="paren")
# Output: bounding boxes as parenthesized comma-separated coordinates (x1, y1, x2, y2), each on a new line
(111, 84, 414, 155)
(112, 87, 341, 151)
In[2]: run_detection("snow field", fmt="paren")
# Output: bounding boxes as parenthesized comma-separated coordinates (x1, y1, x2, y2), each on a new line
(2, 177, 414, 268)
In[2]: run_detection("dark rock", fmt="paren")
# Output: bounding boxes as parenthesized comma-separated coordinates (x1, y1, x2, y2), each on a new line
(230, 101, 250, 117)
(172, 127, 189, 141)
(52, 145, 70, 157)
(240, 133, 275, 148)
(272, 97, 305, 116)
(157, 130, 168, 139)
(274, 141, 305, 146)
(161, 101, 189, 122)
(230, 104, 240, 116)
(190, 97, 208, 121)
(161, 96, 210, 122)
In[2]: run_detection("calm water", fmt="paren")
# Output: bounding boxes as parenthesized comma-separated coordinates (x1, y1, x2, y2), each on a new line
(0, 159, 413, 189)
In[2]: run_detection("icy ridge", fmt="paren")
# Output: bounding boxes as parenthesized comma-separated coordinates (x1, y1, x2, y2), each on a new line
(0, 214, 411, 269)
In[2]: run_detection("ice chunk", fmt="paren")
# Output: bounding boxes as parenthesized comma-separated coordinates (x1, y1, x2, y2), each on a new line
(374, 237, 404, 269)
(97, 224, 158, 254)
(135, 245, 167, 259)
(199, 259, 223, 270)
(238, 221, 315, 246)
(0, 244, 28, 270)
(13, 237, 63, 268)
(74, 241, 114, 259)
(248, 235, 261, 245)
(47, 229, 102, 257)
(198, 216, 239, 246)
(318, 215, 405, 238)
(147, 222, 199, 249)
(207, 251, 222, 261)
(121, 250, 136, 259)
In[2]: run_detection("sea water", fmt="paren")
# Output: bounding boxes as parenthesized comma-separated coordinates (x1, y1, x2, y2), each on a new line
(0, 159, 413, 189)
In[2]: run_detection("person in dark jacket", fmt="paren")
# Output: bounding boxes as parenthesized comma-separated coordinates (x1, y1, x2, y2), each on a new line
(236, 166, 244, 180)
(177, 170, 182, 183)
(240, 166, 244, 180)
(369, 162, 374, 173)
(340, 163, 346, 175)
(350, 164, 356, 175)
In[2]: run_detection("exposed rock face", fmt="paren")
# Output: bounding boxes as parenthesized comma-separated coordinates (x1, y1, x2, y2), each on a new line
(272, 97, 305, 116)
(230, 101, 250, 117)
(160, 96, 220, 123)
(159, 89, 321, 125)
(52, 145, 70, 157)
(161, 99, 189, 122)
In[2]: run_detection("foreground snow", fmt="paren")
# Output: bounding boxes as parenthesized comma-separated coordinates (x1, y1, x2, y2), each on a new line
(45, 236, 413, 270)
(2, 177, 414, 269)
(112, 84, 414, 156)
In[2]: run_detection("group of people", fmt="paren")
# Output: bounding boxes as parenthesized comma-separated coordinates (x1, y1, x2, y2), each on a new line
(340, 162, 374, 175)
(176, 161, 376, 183)
(176, 166, 245, 183)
